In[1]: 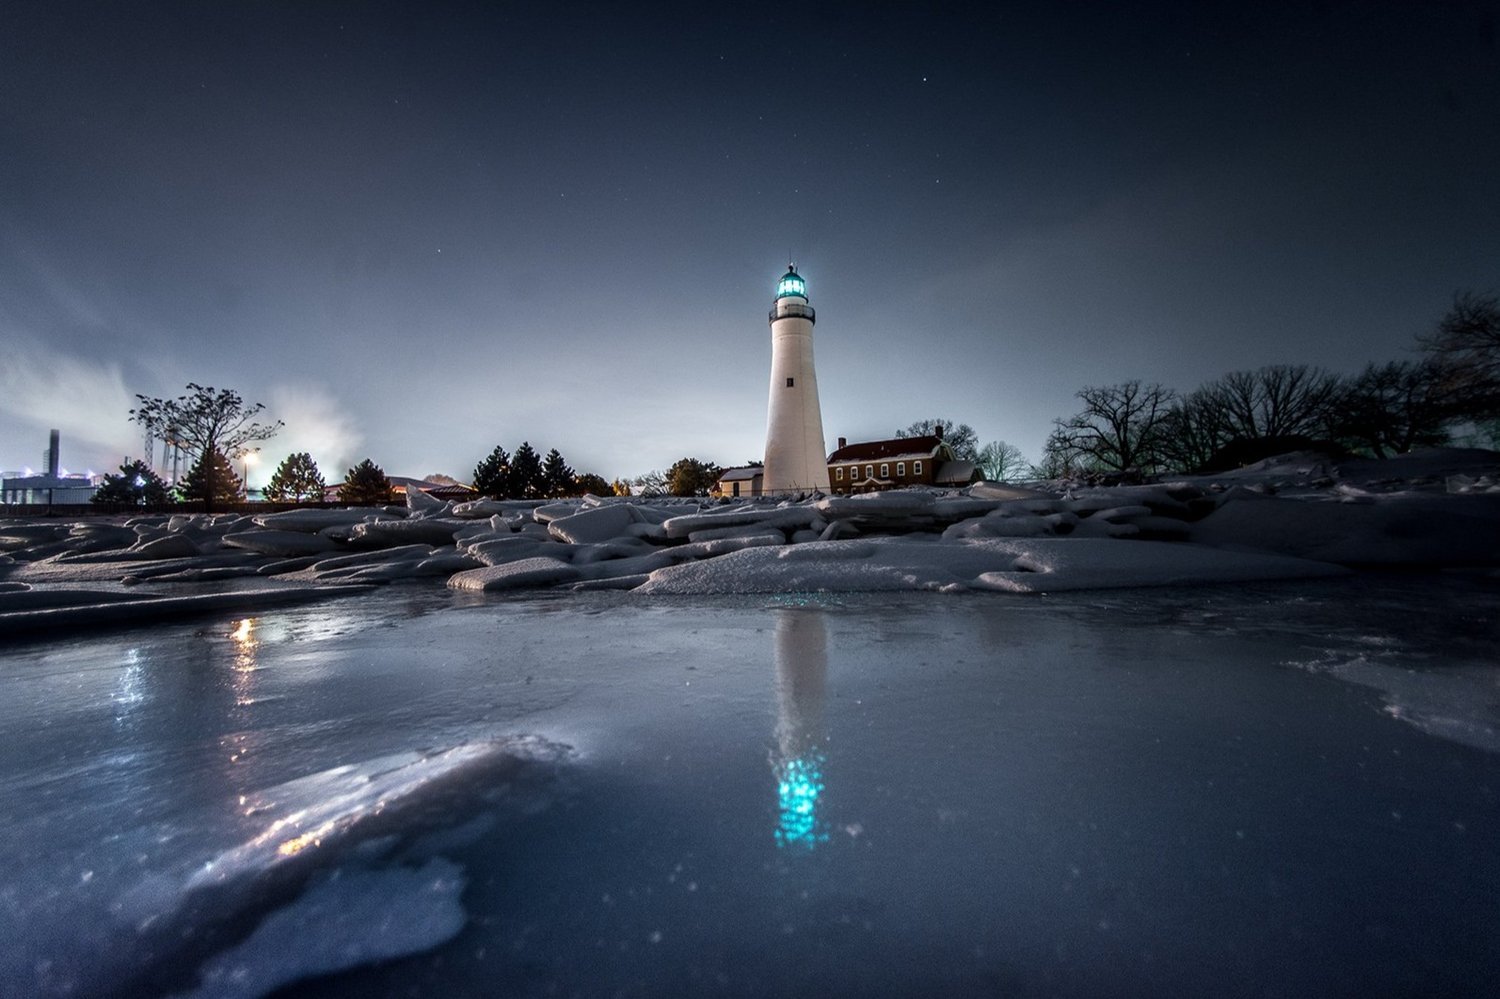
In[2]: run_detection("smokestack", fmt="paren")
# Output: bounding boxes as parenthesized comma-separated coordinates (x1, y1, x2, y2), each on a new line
(934, 424, 944, 440)
(46, 429, 60, 478)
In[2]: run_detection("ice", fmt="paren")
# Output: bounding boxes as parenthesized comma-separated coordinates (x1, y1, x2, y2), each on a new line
(447, 556, 581, 590)
(546, 503, 642, 544)
(0, 580, 1497, 996)
(222, 529, 338, 556)
(636, 536, 1346, 594)
(1, 449, 1495, 599)
(1190, 493, 1500, 565)
(186, 740, 563, 892)
(183, 859, 468, 999)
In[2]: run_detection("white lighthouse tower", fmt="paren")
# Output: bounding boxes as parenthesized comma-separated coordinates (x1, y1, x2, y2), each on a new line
(763, 264, 831, 494)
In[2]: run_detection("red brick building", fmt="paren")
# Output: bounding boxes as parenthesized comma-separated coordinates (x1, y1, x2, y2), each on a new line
(825, 430, 979, 494)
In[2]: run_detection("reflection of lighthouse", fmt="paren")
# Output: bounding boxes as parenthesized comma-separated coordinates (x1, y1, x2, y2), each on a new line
(771, 608, 829, 850)
(763, 264, 832, 494)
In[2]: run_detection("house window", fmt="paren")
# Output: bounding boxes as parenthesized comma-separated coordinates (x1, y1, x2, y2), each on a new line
(865, 465, 874, 479)
(913, 460, 923, 476)
(786, 377, 795, 387)
(880, 463, 889, 478)
(835, 467, 843, 481)
(897, 462, 906, 477)
(732, 482, 740, 497)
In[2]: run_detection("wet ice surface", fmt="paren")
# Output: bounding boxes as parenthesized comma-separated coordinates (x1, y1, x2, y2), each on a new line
(1, 577, 1498, 997)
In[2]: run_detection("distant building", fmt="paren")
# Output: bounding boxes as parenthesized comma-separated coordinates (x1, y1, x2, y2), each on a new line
(321, 477, 478, 502)
(712, 465, 764, 498)
(0, 429, 98, 505)
(825, 426, 979, 494)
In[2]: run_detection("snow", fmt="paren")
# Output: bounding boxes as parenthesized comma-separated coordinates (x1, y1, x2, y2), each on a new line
(0, 449, 1496, 612)
(636, 536, 1345, 594)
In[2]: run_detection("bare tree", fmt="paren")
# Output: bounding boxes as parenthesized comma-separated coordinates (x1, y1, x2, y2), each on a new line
(895, 418, 979, 463)
(1205, 365, 1339, 441)
(1333, 360, 1451, 458)
(976, 440, 1026, 481)
(1419, 290, 1500, 420)
(130, 383, 282, 462)
(1158, 388, 1233, 472)
(130, 383, 282, 512)
(1052, 381, 1176, 474)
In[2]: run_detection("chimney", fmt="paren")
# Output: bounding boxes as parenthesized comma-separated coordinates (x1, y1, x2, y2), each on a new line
(46, 429, 60, 478)
(837, 437, 847, 449)
(934, 424, 944, 440)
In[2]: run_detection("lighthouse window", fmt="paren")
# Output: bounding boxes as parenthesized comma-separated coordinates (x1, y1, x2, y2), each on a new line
(786, 377, 795, 388)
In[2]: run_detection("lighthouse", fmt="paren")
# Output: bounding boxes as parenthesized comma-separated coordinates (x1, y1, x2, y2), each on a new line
(763, 264, 831, 493)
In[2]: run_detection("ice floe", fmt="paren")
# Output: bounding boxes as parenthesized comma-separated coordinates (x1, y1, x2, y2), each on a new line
(0, 448, 1495, 610)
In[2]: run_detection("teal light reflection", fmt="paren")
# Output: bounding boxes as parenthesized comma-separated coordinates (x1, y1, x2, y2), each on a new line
(775, 751, 828, 849)
(771, 607, 830, 851)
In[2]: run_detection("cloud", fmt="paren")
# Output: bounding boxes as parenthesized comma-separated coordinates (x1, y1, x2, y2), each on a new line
(0, 337, 138, 459)
(266, 383, 365, 479)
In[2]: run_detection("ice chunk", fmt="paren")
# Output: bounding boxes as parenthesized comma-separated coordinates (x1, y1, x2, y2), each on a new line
(662, 506, 817, 539)
(446, 557, 580, 590)
(547, 504, 641, 544)
(636, 537, 1345, 595)
(347, 519, 465, 548)
(252, 509, 385, 533)
(185, 859, 467, 999)
(223, 530, 338, 557)
(404, 484, 448, 515)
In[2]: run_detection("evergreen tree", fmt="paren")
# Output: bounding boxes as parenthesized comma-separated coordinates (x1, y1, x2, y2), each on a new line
(509, 442, 544, 499)
(262, 452, 326, 501)
(339, 458, 394, 505)
(91, 459, 171, 506)
(541, 448, 575, 497)
(178, 447, 244, 508)
(472, 445, 512, 498)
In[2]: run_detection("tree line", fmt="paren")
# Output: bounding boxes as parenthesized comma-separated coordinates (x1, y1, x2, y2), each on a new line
(1036, 292, 1500, 479)
(470, 442, 610, 499)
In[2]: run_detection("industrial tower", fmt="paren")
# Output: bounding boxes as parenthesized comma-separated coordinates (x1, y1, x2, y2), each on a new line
(763, 264, 831, 493)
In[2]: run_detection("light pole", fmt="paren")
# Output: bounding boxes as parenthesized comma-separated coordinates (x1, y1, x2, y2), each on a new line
(240, 448, 260, 499)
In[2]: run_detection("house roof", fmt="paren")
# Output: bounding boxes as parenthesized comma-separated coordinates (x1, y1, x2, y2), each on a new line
(935, 460, 978, 485)
(827, 436, 943, 463)
(716, 466, 764, 482)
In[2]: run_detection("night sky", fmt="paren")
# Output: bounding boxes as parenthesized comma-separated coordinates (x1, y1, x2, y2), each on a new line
(3, 1, 1497, 485)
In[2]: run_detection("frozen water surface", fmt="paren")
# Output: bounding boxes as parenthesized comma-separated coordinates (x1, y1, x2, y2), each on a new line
(1, 577, 1498, 997)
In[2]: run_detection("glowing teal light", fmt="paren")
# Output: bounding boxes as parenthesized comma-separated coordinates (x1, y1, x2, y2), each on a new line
(776, 267, 807, 299)
(775, 752, 828, 849)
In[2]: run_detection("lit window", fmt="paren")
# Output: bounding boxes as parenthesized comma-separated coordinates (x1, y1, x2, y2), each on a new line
(914, 460, 923, 475)
(786, 377, 795, 388)
(835, 467, 843, 481)
(897, 462, 906, 477)
(880, 463, 889, 477)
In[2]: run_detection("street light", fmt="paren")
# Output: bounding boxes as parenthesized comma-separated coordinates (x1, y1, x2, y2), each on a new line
(240, 448, 261, 498)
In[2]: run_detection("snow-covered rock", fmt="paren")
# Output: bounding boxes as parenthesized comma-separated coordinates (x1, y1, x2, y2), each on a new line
(447, 557, 581, 591)
(547, 504, 642, 544)
(223, 530, 339, 557)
